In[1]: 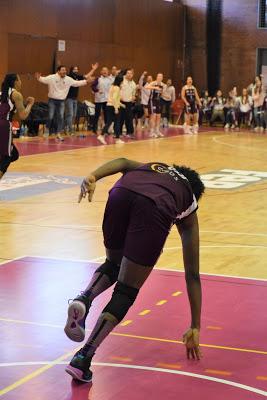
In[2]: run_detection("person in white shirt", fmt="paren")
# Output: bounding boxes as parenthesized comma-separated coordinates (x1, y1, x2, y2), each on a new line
(92, 67, 112, 134)
(120, 69, 136, 138)
(138, 71, 153, 129)
(161, 78, 176, 127)
(36, 65, 88, 141)
(252, 78, 265, 131)
(109, 66, 118, 84)
(236, 88, 253, 129)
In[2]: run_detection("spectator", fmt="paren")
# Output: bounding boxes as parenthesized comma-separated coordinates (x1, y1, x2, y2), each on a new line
(36, 65, 88, 141)
(236, 88, 253, 129)
(210, 90, 225, 126)
(199, 90, 212, 125)
(101, 75, 125, 145)
(132, 84, 144, 132)
(110, 66, 118, 83)
(92, 67, 112, 135)
(252, 79, 265, 132)
(161, 78, 176, 127)
(138, 71, 153, 129)
(65, 63, 98, 135)
(262, 94, 267, 132)
(224, 91, 238, 130)
(120, 69, 136, 138)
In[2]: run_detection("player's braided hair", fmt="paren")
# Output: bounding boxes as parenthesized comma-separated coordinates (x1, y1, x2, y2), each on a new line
(173, 165, 205, 201)
(0, 73, 18, 103)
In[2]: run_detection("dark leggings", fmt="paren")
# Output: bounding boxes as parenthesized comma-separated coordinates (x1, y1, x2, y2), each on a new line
(102, 106, 121, 138)
(160, 99, 172, 120)
(0, 145, 19, 175)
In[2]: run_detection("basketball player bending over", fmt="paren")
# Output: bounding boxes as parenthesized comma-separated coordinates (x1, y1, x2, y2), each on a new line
(65, 158, 205, 382)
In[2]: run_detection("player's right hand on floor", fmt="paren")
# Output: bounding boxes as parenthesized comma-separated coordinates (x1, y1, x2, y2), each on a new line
(78, 175, 96, 203)
(183, 328, 202, 360)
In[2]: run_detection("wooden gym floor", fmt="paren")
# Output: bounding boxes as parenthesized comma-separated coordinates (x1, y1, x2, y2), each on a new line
(0, 126, 266, 399)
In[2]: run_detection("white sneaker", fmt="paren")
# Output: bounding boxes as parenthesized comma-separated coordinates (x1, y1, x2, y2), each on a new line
(224, 124, 230, 130)
(97, 135, 107, 145)
(56, 133, 64, 141)
(254, 127, 259, 132)
(231, 124, 235, 130)
(115, 138, 125, 144)
(193, 124, 199, 134)
(183, 124, 192, 134)
(260, 127, 264, 132)
(149, 130, 156, 138)
(157, 131, 164, 137)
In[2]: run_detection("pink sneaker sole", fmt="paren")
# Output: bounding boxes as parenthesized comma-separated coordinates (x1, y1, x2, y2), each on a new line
(65, 365, 92, 383)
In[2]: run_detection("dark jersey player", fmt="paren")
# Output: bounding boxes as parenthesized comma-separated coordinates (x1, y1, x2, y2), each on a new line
(0, 74, 34, 182)
(181, 76, 201, 135)
(65, 158, 205, 383)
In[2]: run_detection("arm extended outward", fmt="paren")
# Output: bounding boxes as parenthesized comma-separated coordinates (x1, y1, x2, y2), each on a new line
(78, 158, 143, 202)
(176, 212, 202, 359)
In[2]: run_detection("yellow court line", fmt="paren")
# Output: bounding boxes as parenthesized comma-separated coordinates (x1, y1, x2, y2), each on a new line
(0, 346, 80, 397)
(138, 310, 151, 316)
(156, 300, 167, 306)
(120, 320, 133, 327)
(207, 326, 223, 330)
(111, 332, 267, 356)
(257, 376, 267, 381)
(1, 316, 267, 356)
(156, 363, 182, 370)
(205, 369, 232, 377)
(172, 291, 182, 297)
(110, 356, 133, 362)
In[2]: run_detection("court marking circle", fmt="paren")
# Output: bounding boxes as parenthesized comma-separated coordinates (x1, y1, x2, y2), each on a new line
(0, 361, 266, 397)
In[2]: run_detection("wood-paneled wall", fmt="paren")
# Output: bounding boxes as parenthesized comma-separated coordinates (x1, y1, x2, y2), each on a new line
(0, 0, 184, 101)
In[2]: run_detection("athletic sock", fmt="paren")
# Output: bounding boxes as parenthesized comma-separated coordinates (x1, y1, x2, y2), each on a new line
(83, 272, 114, 302)
(82, 312, 118, 358)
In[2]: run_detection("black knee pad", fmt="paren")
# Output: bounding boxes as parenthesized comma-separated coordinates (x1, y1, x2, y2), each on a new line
(103, 281, 139, 322)
(95, 259, 120, 284)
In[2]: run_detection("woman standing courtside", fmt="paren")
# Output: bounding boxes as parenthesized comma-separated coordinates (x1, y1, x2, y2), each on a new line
(0, 73, 34, 181)
(101, 74, 125, 145)
(181, 77, 201, 134)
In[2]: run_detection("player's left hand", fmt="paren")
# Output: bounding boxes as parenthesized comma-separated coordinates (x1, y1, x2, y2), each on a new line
(78, 175, 96, 203)
(183, 328, 202, 360)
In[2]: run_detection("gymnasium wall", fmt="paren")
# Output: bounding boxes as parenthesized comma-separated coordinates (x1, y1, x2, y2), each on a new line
(220, 0, 267, 93)
(183, 0, 267, 95)
(0, 0, 184, 101)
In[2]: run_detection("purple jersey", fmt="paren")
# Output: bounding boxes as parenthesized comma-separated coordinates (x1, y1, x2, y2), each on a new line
(112, 162, 198, 223)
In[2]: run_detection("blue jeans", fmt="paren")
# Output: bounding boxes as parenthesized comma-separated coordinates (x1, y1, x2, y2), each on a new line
(65, 98, 78, 132)
(47, 98, 65, 134)
(254, 106, 264, 128)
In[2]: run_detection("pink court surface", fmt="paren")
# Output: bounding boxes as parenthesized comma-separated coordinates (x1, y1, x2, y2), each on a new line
(0, 256, 267, 400)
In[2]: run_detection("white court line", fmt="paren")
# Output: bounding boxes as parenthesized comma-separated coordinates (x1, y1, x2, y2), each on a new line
(22, 255, 267, 282)
(23, 254, 106, 263)
(20, 224, 267, 238)
(165, 245, 267, 250)
(0, 361, 266, 397)
(212, 135, 267, 152)
(200, 230, 267, 238)
(0, 256, 27, 266)
(19, 130, 185, 159)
